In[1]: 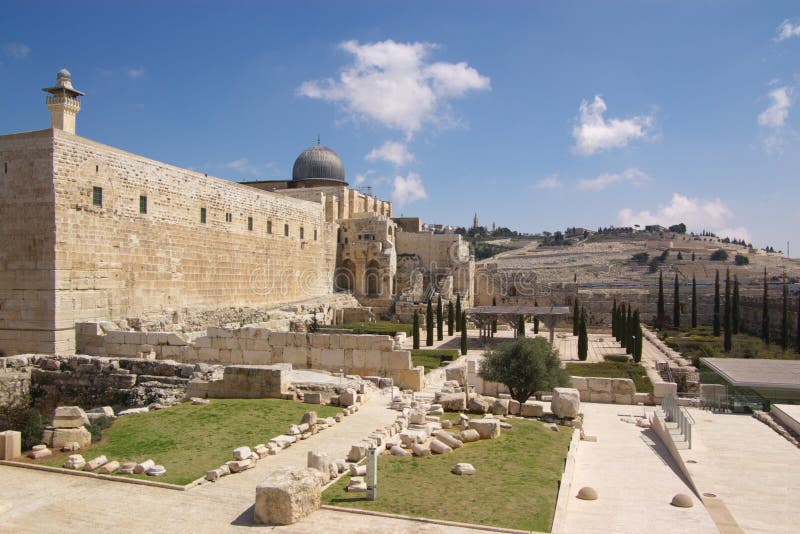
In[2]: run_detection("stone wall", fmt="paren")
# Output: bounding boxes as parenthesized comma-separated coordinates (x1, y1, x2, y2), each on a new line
(569, 376, 651, 404)
(0, 354, 211, 414)
(0, 128, 342, 356)
(395, 230, 474, 304)
(75, 324, 424, 390)
(0, 130, 58, 355)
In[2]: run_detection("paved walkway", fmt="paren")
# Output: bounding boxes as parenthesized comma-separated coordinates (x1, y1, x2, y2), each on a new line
(562, 403, 718, 534)
(681, 409, 800, 533)
(1, 393, 491, 533)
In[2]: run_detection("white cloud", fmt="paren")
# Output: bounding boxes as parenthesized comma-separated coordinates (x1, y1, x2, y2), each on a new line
(2, 42, 30, 60)
(572, 95, 654, 156)
(758, 86, 791, 128)
(534, 174, 562, 190)
(578, 168, 651, 191)
(225, 158, 274, 176)
(392, 172, 427, 207)
(776, 19, 800, 41)
(298, 40, 490, 138)
(618, 193, 751, 242)
(354, 170, 374, 185)
(128, 67, 145, 80)
(366, 141, 414, 166)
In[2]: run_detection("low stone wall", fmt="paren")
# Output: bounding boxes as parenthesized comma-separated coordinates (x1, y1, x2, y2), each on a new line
(76, 324, 423, 391)
(0, 364, 30, 406)
(569, 376, 652, 405)
(0, 354, 214, 413)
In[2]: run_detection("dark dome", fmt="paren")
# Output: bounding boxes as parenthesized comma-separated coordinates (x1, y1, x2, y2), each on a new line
(292, 145, 345, 182)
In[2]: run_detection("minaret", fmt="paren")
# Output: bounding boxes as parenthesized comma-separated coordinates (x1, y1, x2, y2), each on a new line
(473, 212, 479, 229)
(42, 68, 84, 134)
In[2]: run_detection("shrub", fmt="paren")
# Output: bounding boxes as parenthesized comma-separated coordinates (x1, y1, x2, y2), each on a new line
(84, 415, 113, 443)
(710, 249, 729, 261)
(0, 402, 46, 451)
(604, 354, 630, 363)
(631, 252, 649, 264)
(734, 254, 749, 266)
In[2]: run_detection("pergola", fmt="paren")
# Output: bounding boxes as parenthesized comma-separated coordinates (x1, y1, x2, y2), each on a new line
(465, 306, 571, 343)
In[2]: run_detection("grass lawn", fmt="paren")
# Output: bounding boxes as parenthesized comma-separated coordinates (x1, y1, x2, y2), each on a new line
(321, 321, 412, 336)
(565, 361, 654, 394)
(35, 399, 339, 486)
(410, 349, 459, 372)
(661, 324, 797, 363)
(322, 416, 572, 532)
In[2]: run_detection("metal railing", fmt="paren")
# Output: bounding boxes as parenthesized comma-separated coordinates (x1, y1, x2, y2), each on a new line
(661, 393, 693, 449)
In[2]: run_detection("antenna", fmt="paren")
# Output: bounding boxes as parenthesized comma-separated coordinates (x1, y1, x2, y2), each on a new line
(317, 133, 320, 146)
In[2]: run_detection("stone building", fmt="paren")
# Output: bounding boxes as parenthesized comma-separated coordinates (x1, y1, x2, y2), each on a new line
(0, 69, 474, 356)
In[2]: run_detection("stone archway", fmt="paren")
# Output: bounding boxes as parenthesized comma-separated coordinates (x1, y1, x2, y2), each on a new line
(365, 260, 381, 297)
(335, 259, 356, 293)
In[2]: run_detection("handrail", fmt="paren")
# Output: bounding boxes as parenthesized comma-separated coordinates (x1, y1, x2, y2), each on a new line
(661, 393, 693, 449)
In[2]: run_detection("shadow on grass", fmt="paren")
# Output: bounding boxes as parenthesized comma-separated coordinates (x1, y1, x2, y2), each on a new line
(327, 496, 369, 504)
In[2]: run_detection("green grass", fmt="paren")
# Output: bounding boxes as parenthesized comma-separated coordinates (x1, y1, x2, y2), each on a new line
(410, 349, 459, 372)
(321, 321, 412, 336)
(35, 399, 339, 485)
(565, 361, 654, 394)
(322, 417, 572, 532)
(662, 324, 797, 364)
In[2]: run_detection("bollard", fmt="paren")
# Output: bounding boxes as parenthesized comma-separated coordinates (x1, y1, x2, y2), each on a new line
(366, 447, 377, 501)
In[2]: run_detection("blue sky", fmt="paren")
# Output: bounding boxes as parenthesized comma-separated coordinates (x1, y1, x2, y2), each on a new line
(1, 1, 798, 252)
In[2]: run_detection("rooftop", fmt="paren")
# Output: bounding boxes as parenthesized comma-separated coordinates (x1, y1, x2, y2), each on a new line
(700, 357, 800, 390)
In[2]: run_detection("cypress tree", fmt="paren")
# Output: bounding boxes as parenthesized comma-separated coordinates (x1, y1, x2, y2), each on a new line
(412, 310, 420, 350)
(673, 274, 680, 328)
(517, 315, 526, 338)
(625, 306, 633, 354)
(619, 303, 627, 346)
(455, 294, 462, 332)
(691, 274, 697, 329)
(460, 312, 468, 355)
(713, 270, 721, 337)
(633, 310, 643, 363)
(447, 300, 454, 336)
(781, 280, 789, 351)
(533, 300, 540, 334)
(724, 269, 732, 352)
(573, 298, 580, 336)
(577, 308, 588, 361)
(491, 297, 498, 334)
(796, 294, 800, 354)
(732, 275, 740, 334)
(611, 299, 617, 338)
(426, 299, 434, 346)
(436, 295, 444, 341)
(657, 271, 665, 324)
(762, 268, 770, 345)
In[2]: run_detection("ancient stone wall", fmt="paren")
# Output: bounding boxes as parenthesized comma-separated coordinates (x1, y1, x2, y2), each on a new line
(49, 129, 338, 354)
(0, 130, 58, 355)
(75, 324, 424, 390)
(0, 354, 208, 414)
(395, 230, 473, 304)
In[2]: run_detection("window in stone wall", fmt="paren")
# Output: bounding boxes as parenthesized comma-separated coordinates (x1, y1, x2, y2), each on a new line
(284, 223, 289, 237)
(267, 220, 273, 234)
(139, 195, 147, 214)
(3, 162, 7, 174)
(200, 207, 207, 224)
(314, 228, 318, 241)
(300, 227, 305, 240)
(92, 186, 103, 207)
(225, 212, 232, 223)
(248, 216, 253, 231)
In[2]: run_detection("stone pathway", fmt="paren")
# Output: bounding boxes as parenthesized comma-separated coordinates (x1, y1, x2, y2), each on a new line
(562, 403, 718, 534)
(681, 408, 800, 533)
(0, 392, 502, 533)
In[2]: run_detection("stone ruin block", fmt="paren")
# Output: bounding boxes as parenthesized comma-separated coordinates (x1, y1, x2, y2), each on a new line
(0, 430, 21, 460)
(254, 467, 324, 525)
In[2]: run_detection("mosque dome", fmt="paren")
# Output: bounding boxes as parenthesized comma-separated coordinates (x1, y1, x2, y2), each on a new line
(57, 68, 72, 81)
(292, 145, 345, 183)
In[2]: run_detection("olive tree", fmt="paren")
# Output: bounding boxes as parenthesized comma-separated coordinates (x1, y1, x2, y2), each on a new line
(478, 337, 570, 404)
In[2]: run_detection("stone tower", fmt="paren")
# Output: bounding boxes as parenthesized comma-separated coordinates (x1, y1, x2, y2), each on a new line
(42, 68, 84, 134)
(473, 212, 479, 229)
